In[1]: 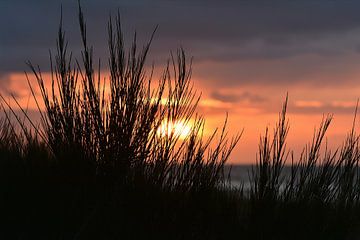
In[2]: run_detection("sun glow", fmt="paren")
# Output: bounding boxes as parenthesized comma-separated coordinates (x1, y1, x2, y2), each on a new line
(157, 120, 192, 139)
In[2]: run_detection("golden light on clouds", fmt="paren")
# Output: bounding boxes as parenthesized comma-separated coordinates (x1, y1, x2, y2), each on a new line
(331, 100, 358, 108)
(2, 71, 360, 164)
(295, 100, 324, 108)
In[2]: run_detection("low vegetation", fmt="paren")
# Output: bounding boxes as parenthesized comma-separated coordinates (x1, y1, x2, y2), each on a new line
(1, 4, 360, 240)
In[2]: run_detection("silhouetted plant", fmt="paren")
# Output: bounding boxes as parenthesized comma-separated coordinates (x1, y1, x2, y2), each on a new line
(250, 96, 290, 203)
(6, 4, 241, 193)
(3, 3, 360, 239)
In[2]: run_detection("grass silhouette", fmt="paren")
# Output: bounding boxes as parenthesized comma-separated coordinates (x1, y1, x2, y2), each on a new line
(1, 3, 360, 240)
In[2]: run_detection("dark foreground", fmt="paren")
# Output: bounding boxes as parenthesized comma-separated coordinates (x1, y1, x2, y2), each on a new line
(2, 146, 360, 240)
(2, 3, 360, 239)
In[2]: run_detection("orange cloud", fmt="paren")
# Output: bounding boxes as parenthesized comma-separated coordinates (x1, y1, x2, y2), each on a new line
(295, 100, 324, 108)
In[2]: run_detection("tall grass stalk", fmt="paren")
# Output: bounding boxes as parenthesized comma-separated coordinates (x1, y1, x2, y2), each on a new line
(3, 3, 360, 239)
(2, 4, 240, 193)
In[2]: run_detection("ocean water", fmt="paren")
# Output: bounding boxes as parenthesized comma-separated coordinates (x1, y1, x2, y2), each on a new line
(225, 165, 294, 189)
(225, 165, 253, 189)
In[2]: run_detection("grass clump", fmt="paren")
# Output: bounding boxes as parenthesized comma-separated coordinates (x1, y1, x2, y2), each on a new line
(3, 3, 360, 240)
(0, 4, 240, 239)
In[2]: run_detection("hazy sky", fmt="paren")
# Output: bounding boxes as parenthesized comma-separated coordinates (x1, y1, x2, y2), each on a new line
(2, 0, 360, 163)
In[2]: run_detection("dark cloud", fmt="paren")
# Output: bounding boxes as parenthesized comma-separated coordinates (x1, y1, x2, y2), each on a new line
(0, 109, 42, 125)
(2, 0, 360, 87)
(0, 88, 22, 99)
(0, 73, 11, 88)
(288, 102, 357, 115)
(211, 91, 265, 103)
(197, 105, 231, 116)
(193, 53, 360, 87)
(199, 98, 359, 116)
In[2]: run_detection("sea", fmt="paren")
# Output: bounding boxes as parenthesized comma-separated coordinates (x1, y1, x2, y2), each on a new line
(224, 165, 253, 188)
(225, 165, 294, 189)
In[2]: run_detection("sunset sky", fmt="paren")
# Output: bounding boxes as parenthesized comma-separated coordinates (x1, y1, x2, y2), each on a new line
(2, 1, 360, 163)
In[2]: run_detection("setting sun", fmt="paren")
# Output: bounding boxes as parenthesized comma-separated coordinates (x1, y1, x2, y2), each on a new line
(157, 120, 192, 139)
(3, 1, 360, 238)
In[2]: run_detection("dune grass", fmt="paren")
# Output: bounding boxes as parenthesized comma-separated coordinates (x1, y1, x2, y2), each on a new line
(2, 4, 360, 240)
